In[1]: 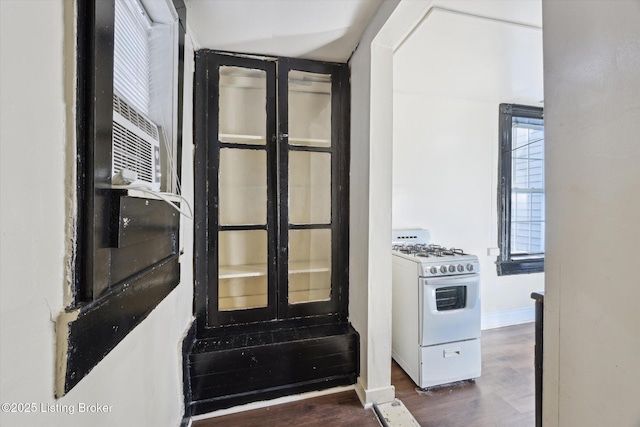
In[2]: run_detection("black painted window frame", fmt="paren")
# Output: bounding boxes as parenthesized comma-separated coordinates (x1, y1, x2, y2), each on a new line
(497, 103, 545, 276)
(62, 0, 187, 395)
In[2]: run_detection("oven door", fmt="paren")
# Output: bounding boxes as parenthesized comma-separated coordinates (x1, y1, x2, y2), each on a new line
(420, 274, 480, 346)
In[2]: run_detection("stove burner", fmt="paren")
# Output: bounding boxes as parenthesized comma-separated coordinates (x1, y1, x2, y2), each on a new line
(392, 243, 467, 257)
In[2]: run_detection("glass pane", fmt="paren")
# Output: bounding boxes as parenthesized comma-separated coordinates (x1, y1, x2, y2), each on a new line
(219, 148, 267, 226)
(511, 192, 545, 254)
(289, 151, 331, 224)
(288, 229, 331, 304)
(512, 119, 544, 191)
(218, 230, 268, 311)
(510, 115, 545, 255)
(288, 70, 331, 147)
(435, 286, 467, 311)
(219, 66, 266, 145)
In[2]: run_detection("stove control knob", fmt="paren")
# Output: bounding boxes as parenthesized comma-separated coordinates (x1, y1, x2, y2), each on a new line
(440, 265, 448, 274)
(457, 264, 465, 272)
(448, 265, 456, 273)
(430, 266, 438, 275)
(466, 263, 474, 272)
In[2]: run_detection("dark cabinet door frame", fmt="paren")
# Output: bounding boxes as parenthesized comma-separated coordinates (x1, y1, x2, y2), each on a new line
(194, 51, 350, 335)
(277, 57, 350, 320)
(194, 52, 278, 328)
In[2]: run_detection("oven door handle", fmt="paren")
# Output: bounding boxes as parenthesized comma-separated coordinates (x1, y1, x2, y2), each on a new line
(422, 274, 479, 286)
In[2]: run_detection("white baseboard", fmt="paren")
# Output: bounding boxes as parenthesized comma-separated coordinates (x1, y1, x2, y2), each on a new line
(355, 377, 395, 409)
(481, 306, 535, 330)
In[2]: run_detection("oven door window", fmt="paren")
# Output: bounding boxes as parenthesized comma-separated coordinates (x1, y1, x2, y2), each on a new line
(435, 286, 467, 311)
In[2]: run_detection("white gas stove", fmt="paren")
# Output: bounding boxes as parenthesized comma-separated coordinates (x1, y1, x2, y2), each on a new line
(391, 229, 481, 389)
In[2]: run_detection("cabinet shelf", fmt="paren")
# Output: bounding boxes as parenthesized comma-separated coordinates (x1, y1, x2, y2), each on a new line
(289, 137, 330, 146)
(219, 133, 265, 144)
(219, 134, 330, 146)
(219, 264, 267, 279)
(219, 260, 330, 279)
(289, 260, 331, 274)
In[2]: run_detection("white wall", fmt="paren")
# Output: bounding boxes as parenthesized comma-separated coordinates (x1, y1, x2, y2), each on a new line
(392, 6, 545, 327)
(0, 1, 195, 426)
(542, 1, 640, 426)
(349, 0, 545, 406)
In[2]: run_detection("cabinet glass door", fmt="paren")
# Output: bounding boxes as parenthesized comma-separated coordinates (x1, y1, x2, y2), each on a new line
(213, 56, 277, 325)
(279, 60, 341, 318)
(195, 52, 347, 328)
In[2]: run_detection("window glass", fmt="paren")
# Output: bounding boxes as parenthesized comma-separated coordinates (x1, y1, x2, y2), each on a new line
(113, 0, 180, 194)
(511, 117, 545, 256)
(114, 0, 152, 115)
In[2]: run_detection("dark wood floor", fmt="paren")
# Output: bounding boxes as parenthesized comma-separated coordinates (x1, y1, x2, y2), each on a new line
(192, 323, 534, 427)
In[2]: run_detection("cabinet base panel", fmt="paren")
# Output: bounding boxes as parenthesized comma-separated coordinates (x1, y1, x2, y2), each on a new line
(186, 321, 359, 414)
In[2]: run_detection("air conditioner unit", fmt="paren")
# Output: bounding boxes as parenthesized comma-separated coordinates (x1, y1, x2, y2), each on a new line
(111, 93, 161, 191)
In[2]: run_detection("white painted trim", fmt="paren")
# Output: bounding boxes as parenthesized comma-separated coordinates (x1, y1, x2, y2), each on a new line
(191, 385, 355, 421)
(355, 377, 396, 409)
(481, 306, 535, 330)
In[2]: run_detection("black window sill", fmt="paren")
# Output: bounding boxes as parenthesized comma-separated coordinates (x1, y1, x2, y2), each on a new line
(497, 259, 544, 276)
(58, 254, 180, 396)
(58, 193, 181, 396)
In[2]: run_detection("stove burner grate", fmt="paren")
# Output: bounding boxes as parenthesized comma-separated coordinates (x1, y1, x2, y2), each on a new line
(392, 243, 467, 257)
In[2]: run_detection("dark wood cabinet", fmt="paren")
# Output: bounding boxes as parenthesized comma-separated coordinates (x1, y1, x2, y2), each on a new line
(186, 51, 356, 414)
(194, 51, 350, 330)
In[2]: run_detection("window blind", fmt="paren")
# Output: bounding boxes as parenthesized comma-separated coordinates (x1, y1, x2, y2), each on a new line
(114, 0, 152, 116)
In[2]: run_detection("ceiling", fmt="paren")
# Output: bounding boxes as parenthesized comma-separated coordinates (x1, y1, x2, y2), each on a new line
(394, 7, 544, 106)
(185, 0, 384, 62)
